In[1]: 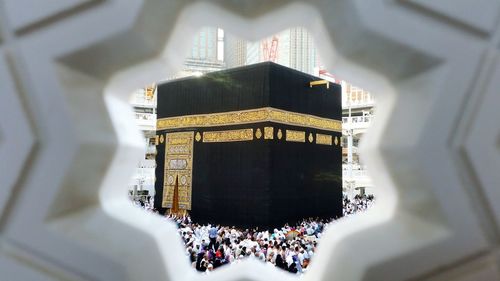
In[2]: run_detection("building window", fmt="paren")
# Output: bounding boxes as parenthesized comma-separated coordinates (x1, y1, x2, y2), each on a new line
(217, 28, 224, 61)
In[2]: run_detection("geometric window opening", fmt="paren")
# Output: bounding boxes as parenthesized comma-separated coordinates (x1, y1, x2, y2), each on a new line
(129, 26, 378, 275)
(2, 1, 489, 281)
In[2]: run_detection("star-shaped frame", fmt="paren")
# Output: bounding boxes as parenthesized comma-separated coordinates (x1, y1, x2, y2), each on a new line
(0, 0, 498, 280)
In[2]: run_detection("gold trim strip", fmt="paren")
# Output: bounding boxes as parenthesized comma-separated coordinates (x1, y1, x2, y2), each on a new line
(264, 127, 274, 140)
(286, 130, 305, 143)
(310, 80, 330, 89)
(202, 129, 254, 143)
(316, 133, 332, 145)
(157, 107, 341, 132)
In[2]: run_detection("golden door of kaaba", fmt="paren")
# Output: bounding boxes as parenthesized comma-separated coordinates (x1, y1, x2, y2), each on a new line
(162, 131, 194, 210)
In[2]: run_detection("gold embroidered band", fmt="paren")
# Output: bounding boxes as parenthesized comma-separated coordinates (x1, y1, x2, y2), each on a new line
(202, 129, 254, 143)
(157, 107, 341, 132)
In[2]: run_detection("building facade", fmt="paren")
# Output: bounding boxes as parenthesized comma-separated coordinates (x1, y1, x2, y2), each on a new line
(129, 85, 157, 203)
(314, 71, 376, 196)
(182, 27, 226, 75)
(237, 27, 318, 75)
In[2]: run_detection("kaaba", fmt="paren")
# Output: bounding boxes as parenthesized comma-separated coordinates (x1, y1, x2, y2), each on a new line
(154, 62, 343, 228)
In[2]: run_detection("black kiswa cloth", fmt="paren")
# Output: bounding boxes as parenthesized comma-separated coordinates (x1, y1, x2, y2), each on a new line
(156, 61, 341, 120)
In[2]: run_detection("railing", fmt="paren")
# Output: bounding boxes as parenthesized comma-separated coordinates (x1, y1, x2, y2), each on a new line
(342, 116, 373, 124)
(343, 169, 370, 178)
(342, 116, 373, 130)
(343, 164, 366, 170)
(135, 113, 156, 128)
(138, 159, 156, 169)
(145, 145, 156, 155)
(135, 112, 155, 120)
(342, 99, 375, 109)
(130, 97, 156, 108)
(130, 166, 156, 188)
(342, 168, 373, 188)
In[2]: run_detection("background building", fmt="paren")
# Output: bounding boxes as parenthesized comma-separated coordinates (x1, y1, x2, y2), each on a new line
(181, 27, 226, 75)
(227, 27, 318, 75)
(340, 80, 375, 196)
(128, 85, 157, 203)
(224, 34, 247, 68)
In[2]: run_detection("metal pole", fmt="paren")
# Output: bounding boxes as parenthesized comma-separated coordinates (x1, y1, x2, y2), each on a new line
(347, 91, 354, 199)
(133, 185, 138, 201)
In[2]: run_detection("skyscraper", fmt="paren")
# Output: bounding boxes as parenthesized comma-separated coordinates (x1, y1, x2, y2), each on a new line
(288, 27, 318, 74)
(183, 27, 226, 74)
(228, 27, 319, 75)
(225, 34, 247, 69)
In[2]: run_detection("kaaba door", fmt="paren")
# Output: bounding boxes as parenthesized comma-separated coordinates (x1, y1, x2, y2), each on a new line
(162, 131, 194, 210)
